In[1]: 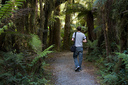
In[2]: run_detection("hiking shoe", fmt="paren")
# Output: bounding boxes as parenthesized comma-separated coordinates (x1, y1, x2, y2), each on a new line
(76, 68, 82, 72)
(75, 66, 80, 71)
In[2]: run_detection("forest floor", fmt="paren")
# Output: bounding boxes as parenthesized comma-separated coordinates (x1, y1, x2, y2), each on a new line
(46, 51, 100, 85)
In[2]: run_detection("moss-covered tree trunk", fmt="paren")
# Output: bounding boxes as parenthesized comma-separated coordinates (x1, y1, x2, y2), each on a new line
(105, 0, 117, 55)
(52, 6, 61, 51)
(63, 0, 72, 50)
(48, 25, 53, 46)
(38, 0, 44, 48)
(29, 0, 37, 34)
(41, 0, 68, 50)
(37, 0, 68, 50)
(102, 8, 109, 57)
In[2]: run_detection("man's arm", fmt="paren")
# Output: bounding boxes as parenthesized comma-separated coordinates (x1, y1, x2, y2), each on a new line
(72, 32, 75, 41)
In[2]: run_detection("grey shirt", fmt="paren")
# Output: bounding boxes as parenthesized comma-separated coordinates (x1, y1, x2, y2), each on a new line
(72, 32, 86, 47)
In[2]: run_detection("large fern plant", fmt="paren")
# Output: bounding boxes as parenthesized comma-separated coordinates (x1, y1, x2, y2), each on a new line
(0, 0, 26, 34)
(0, 34, 53, 84)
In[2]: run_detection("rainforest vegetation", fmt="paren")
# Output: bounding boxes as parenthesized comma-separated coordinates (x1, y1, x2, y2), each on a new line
(0, 0, 128, 85)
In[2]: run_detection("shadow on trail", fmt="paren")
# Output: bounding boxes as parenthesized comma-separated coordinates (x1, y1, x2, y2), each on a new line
(47, 51, 100, 85)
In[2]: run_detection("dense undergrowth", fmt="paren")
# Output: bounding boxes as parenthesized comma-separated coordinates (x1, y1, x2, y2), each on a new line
(0, 35, 53, 85)
(0, 1, 53, 84)
(86, 40, 128, 85)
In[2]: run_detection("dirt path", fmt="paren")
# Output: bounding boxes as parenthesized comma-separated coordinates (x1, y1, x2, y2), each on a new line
(47, 51, 100, 85)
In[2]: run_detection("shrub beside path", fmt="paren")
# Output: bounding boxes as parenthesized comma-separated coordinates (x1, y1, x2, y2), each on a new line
(47, 51, 100, 85)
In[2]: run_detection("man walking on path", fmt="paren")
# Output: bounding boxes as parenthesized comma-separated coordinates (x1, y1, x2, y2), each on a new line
(72, 26, 87, 72)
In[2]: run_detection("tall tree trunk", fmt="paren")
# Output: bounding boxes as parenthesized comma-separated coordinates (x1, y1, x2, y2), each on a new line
(114, 21, 128, 73)
(30, 0, 37, 34)
(102, 7, 110, 57)
(39, 0, 68, 50)
(52, 6, 61, 51)
(22, 1, 29, 34)
(38, 0, 44, 48)
(63, 0, 72, 50)
(49, 25, 53, 46)
(87, 11, 95, 41)
(87, 11, 96, 54)
(42, 0, 54, 50)
(105, 0, 116, 53)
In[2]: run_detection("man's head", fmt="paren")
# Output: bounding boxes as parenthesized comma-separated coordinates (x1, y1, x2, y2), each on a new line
(77, 26, 81, 31)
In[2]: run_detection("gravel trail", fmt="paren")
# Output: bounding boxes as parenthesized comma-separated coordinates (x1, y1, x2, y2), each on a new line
(47, 51, 100, 85)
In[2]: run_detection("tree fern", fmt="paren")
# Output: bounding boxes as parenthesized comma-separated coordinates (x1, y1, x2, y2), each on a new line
(0, 43, 53, 84)
(30, 45, 53, 66)
(29, 34, 53, 66)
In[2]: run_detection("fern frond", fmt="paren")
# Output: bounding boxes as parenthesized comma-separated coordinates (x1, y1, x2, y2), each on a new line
(0, 0, 26, 20)
(87, 40, 98, 48)
(0, 0, 25, 35)
(30, 45, 54, 66)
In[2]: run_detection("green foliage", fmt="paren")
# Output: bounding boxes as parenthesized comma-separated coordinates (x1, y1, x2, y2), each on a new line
(85, 0, 128, 84)
(112, 0, 128, 20)
(29, 34, 42, 52)
(71, 24, 87, 30)
(87, 40, 98, 48)
(86, 40, 101, 61)
(0, 51, 52, 84)
(93, 25, 102, 33)
(0, 51, 26, 84)
(97, 52, 128, 85)
(29, 34, 53, 66)
(93, 0, 107, 7)
(0, 34, 53, 85)
(0, 21, 14, 35)
(0, 0, 25, 35)
(30, 45, 53, 66)
(116, 52, 128, 72)
(104, 62, 114, 72)
(85, 0, 94, 10)
(66, 3, 89, 22)
(103, 72, 118, 85)
(118, 69, 128, 84)
(67, 3, 88, 13)
(0, 0, 26, 20)
(112, 0, 128, 39)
